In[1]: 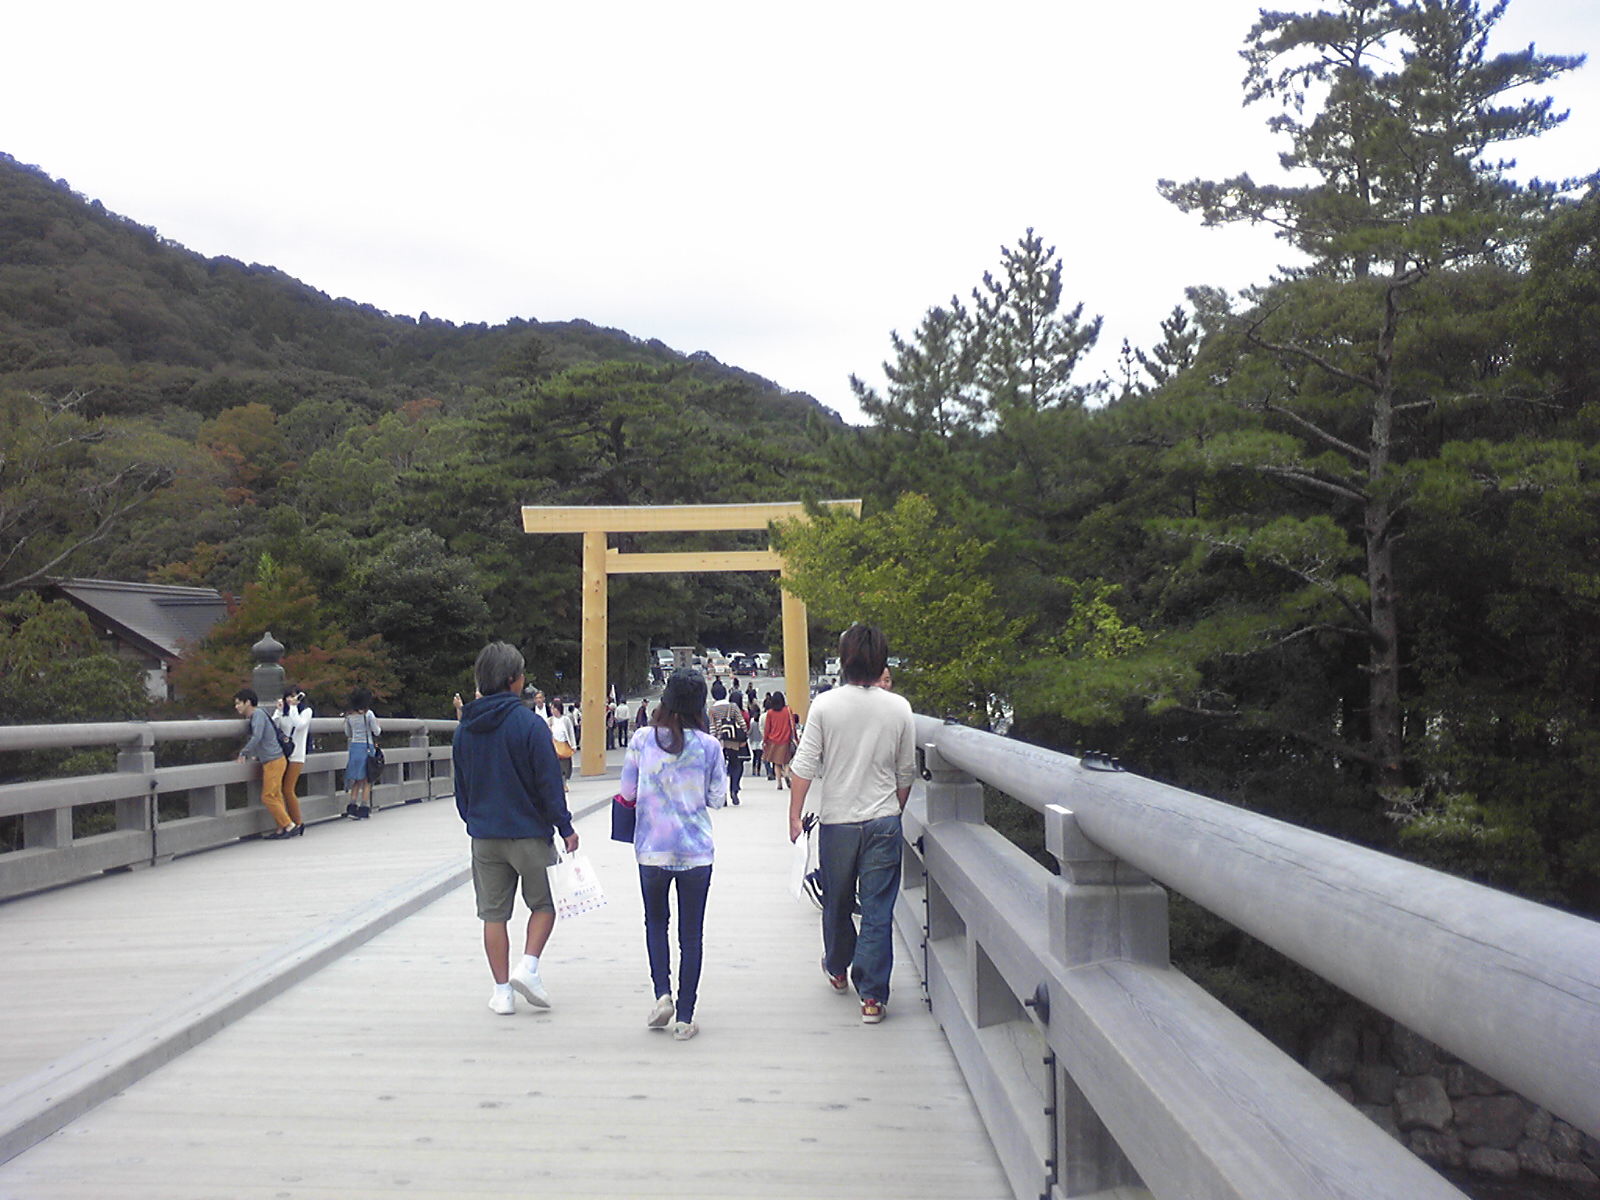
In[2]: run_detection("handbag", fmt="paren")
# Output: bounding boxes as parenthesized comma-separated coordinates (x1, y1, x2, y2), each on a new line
(273, 714, 295, 759)
(547, 849, 608, 919)
(365, 713, 385, 774)
(554, 739, 574, 760)
(611, 793, 637, 842)
(788, 813, 824, 909)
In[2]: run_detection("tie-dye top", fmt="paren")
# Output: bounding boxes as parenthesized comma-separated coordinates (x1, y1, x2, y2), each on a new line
(620, 725, 728, 869)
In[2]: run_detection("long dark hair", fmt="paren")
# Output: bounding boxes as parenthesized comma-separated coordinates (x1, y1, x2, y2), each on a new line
(653, 669, 708, 755)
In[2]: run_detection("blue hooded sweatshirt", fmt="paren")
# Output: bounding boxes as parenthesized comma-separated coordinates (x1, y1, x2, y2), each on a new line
(452, 690, 573, 840)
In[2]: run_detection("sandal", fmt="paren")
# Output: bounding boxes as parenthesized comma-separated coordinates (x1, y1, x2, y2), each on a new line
(861, 999, 885, 1024)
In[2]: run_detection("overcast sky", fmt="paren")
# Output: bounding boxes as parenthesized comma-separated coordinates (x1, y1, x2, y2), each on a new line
(5, 1, 1597, 422)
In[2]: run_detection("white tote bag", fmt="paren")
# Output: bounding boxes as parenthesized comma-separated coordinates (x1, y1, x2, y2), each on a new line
(788, 813, 824, 909)
(547, 849, 608, 919)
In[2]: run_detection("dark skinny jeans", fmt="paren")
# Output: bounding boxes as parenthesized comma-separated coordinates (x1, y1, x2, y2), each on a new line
(639, 864, 712, 1023)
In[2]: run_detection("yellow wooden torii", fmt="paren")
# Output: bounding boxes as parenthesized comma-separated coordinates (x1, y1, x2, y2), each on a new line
(521, 501, 861, 776)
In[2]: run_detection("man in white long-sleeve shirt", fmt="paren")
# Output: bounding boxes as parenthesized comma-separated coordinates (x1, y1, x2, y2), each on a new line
(787, 624, 916, 1024)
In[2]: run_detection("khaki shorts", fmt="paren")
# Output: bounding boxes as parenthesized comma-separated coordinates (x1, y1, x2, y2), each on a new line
(471, 837, 557, 922)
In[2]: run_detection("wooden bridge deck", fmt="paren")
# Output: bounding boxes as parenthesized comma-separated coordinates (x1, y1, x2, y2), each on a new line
(0, 756, 1011, 1199)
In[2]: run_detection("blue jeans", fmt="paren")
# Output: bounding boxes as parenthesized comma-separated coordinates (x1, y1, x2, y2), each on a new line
(639, 864, 712, 1023)
(818, 814, 902, 1004)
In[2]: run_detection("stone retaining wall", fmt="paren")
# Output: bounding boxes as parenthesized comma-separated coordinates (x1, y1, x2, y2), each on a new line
(1307, 1009, 1599, 1192)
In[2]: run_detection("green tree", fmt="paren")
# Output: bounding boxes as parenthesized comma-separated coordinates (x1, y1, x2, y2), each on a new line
(1135, 303, 1202, 392)
(0, 392, 177, 592)
(1155, 0, 1587, 788)
(0, 592, 152, 851)
(851, 300, 982, 439)
(349, 529, 491, 715)
(0, 592, 149, 726)
(197, 402, 287, 502)
(774, 494, 1023, 724)
(1160, 0, 1587, 276)
(169, 557, 396, 713)
(971, 228, 1103, 416)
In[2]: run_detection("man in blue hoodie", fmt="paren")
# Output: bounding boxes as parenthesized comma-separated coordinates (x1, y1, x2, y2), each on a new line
(453, 641, 579, 1015)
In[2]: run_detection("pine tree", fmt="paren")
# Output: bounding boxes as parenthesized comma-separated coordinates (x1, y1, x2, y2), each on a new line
(850, 299, 982, 439)
(1135, 304, 1201, 391)
(1160, 0, 1587, 277)
(1157, 0, 1586, 788)
(970, 229, 1103, 416)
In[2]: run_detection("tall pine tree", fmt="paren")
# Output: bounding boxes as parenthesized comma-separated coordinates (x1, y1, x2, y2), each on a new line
(1154, 0, 1586, 789)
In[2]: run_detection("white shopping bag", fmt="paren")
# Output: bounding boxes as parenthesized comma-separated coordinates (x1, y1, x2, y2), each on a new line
(788, 814, 824, 910)
(547, 849, 608, 919)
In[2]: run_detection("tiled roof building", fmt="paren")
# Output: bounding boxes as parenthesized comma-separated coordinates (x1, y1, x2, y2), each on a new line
(45, 579, 227, 701)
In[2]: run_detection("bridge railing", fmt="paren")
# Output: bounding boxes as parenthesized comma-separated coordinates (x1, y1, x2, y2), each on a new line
(0, 718, 458, 902)
(899, 716, 1600, 1200)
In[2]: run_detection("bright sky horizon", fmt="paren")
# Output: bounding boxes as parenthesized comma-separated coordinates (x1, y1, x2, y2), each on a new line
(5, 1, 1597, 423)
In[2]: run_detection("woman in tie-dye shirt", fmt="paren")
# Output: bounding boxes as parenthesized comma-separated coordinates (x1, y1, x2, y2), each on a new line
(619, 669, 727, 1041)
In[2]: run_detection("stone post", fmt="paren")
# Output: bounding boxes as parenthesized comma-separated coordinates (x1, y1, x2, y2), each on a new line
(922, 742, 984, 825)
(410, 726, 431, 801)
(250, 632, 286, 707)
(1044, 803, 1167, 1196)
(115, 727, 159, 865)
(1045, 804, 1168, 969)
(920, 743, 983, 947)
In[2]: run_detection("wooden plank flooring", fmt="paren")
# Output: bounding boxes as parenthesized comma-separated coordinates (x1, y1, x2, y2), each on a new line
(0, 764, 1010, 1199)
(0, 792, 479, 1090)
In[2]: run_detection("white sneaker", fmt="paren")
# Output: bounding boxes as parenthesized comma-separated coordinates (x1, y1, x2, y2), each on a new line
(672, 1020, 698, 1041)
(509, 963, 550, 1008)
(488, 988, 515, 1015)
(647, 994, 674, 1029)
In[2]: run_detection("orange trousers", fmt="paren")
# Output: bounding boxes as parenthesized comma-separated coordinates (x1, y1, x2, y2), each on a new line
(281, 759, 305, 826)
(260, 756, 292, 830)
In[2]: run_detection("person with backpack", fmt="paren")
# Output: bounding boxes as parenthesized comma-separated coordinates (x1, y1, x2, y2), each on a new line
(709, 681, 748, 805)
(234, 687, 297, 839)
(343, 688, 381, 819)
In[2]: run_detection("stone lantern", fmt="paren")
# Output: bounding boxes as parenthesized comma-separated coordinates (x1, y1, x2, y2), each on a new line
(251, 631, 287, 707)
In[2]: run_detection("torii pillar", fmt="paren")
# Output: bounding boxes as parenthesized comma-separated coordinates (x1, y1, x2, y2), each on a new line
(521, 501, 861, 776)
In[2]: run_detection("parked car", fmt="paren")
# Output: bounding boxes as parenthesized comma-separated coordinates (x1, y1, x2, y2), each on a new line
(753, 653, 771, 672)
(729, 653, 754, 675)
(823, 656, 841, 677)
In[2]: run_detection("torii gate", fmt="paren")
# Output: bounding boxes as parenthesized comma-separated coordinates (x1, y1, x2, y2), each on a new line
(521, 501, 861, 777)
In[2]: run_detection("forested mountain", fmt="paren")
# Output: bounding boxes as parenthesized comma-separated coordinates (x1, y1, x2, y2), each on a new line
(0, 152, 844, 713)
(0, 153, 827, 421)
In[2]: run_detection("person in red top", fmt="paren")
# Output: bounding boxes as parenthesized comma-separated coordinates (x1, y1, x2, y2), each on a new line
(761, 692, 797, 790)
